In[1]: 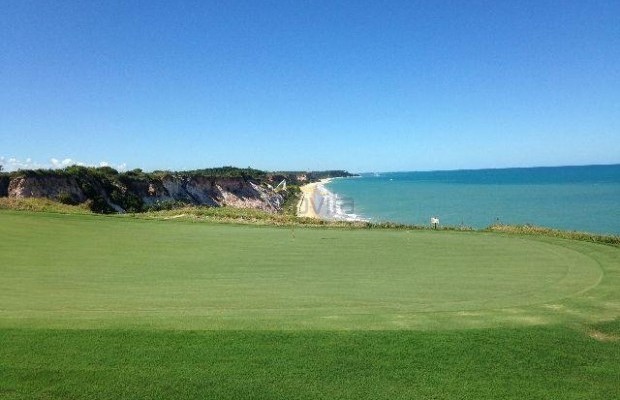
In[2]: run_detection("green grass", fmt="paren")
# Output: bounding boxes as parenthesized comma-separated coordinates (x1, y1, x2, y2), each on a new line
(0, 197, 91, 214)
(2, 324, 618, 400)
(1, 210, 619, 398)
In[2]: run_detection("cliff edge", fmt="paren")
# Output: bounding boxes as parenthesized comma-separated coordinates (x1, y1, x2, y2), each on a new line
(0, 167, 284, 213)
(0, 166, 354, 214)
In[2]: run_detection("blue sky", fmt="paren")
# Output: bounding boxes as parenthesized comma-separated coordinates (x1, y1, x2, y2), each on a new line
(1, 1, 619, 173)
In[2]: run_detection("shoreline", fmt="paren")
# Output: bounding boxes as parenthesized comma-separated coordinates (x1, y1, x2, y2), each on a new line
(296, 179, 331, 219)
(297, 178, 365, 221)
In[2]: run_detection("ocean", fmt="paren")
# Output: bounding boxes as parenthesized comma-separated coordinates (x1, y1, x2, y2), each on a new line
(320, 164, 620, 235)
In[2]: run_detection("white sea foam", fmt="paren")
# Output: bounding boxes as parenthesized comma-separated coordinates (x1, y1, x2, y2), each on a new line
(315, 180, 367, 222)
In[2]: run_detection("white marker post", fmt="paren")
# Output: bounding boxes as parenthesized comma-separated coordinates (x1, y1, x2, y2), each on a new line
(430, 217, 439, 230)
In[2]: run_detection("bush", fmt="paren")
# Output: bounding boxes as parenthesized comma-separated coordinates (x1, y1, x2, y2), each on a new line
(110, 189, 144, 213)
(145, 200, 190, 212)
(87, 196, 115, 214)
(57, 192, 79, 206)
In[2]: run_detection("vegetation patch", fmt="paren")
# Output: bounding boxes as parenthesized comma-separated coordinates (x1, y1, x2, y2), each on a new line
(487, 224, 620, 246)
(0, 211, 618, 398)
(0, 197, 91, 214)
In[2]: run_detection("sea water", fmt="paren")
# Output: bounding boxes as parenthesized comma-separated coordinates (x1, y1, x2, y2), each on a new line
(322, 164, 620, 235)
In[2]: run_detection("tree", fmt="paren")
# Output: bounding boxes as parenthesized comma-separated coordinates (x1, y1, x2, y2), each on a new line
(0, 164, 3, 173)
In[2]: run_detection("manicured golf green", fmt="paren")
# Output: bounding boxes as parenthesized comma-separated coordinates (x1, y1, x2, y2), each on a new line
(1, 210, 619, 399)
(0, 211, 615, 330)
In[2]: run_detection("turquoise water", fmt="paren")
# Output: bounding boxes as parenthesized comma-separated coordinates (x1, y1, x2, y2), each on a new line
(324, 165, 620, 235)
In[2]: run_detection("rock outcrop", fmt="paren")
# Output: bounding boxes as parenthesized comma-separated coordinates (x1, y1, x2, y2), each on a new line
(0, 166, 355, 214)
(8, 176, 87, 203)
(136, 175, 284, 212)
(2, 173, 284, 213)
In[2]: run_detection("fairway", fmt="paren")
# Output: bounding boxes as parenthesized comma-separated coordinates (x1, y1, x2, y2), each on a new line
(1, 211, 619, 399)
(0, 211, 616, 330)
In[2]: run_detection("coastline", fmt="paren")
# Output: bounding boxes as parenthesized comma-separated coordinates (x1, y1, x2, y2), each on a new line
(296, 179, 331, 219)
(316, 167, 620, 235)
(297, 178, 365, 221)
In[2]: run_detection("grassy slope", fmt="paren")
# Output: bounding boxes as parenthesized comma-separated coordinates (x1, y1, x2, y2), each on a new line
(1, 324, 618, 400)
(0, 197, 91, 214)
(0, 210, 619, 399)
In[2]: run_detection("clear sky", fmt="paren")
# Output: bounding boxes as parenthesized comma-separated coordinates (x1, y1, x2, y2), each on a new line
(1, 1, 619, 173)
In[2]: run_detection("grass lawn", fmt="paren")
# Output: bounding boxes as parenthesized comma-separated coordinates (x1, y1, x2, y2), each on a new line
(1, 210, 619, 398)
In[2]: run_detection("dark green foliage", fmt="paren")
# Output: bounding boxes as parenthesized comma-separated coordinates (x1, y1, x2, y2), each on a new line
(270, 170, 356, 185)
(56, 192, 78, 205)
(11, 168, 54, 178)
(144, 200, 191, 212)
(86, 197, 115, 214)
(8, 165, 269, 183)
(97, 166, 119, 176)
(77, 180, 98, 198)
(307, 169, 356, 179)
(281, 184, 301, 215)
(109, 189, 144, 213)
(69, 176, 114, 213)
(6, 165, 356, 187)
(122, 168, 149, 181)
(182, 165, 266, 179)
(0, 175, 9, 197)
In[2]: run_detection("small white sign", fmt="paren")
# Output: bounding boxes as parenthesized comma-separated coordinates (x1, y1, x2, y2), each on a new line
(430, 217, 439, 225)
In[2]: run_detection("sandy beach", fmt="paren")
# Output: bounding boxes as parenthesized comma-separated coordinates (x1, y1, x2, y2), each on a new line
(296, 179, 331, 219)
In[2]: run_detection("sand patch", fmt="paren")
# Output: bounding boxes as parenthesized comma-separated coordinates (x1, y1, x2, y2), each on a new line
(587, 329, 619, 342)
(543, 304, 564, 310)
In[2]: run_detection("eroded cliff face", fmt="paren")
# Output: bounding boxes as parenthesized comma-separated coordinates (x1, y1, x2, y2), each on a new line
(3, 174, 284, 213)
(8, 176, 87, 203)
(140, 175, 284, 211)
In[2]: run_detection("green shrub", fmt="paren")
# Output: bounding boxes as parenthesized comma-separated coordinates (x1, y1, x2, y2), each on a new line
(87, 196, 115, 214)
(57, 192, 79, 205)
(145, 200, 191, 212)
